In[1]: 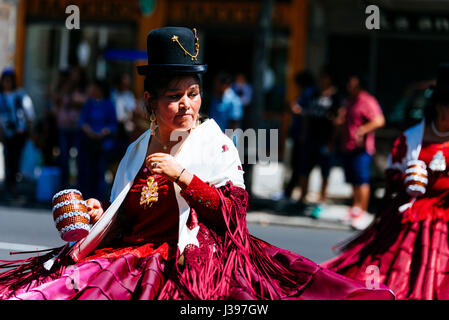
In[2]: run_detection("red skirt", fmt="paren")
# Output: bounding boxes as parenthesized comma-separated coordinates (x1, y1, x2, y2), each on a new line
(0, 238, 394, 300)
(322, 195, 449, 300)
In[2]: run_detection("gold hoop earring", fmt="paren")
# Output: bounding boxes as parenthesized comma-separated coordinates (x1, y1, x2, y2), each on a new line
(150, 111, 157, 135)
(192, 114, 200, 129)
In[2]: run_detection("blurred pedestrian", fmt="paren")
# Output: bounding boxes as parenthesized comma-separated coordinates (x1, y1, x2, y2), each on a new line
(209, 72, 243, 132)
(54, 66, 88, 188)
(48, 69, 71, 112)
(323, 63, 449, 300)
(129, 97, 151, 142)
(232, 72, 252, 109)
(338, 74, 385, 230)
(40, 69, 70, 168)
(110, 73, 136, 159)
(77, 79, 117, 202)
(0, 68, 35, 197)
(297, 68, 343, 210)
(284, 70, 316, 200)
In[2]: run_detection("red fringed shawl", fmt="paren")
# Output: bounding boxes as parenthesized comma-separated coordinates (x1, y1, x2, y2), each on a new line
(158, 181, 317, 300)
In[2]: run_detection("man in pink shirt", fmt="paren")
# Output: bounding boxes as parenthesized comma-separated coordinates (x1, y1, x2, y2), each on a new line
(338, 75, 385, 230)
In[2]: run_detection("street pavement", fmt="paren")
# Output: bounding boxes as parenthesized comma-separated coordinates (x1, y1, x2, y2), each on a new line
(247, 162, 378, 231)
(0, 206, 65, 262)
(0, 205, 354, 264)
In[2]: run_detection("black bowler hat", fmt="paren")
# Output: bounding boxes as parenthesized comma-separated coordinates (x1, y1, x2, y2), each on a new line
(137, 27, 207, 76)
(432, 63, 449, 103)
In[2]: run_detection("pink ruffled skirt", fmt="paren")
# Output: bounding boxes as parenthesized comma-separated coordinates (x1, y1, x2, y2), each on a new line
(1, 239, 394, 300)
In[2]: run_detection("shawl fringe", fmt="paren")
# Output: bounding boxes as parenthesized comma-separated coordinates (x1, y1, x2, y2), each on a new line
(158, 182, 305, 300)
(0, 245, 68, 298)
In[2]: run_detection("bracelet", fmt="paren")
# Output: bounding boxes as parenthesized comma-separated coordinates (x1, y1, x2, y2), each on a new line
(175, 168, 186, 184)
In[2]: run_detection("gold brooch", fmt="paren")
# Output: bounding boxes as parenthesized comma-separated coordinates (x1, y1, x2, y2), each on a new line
(171, 28, 199, 61)
(140, 176, 159, 207)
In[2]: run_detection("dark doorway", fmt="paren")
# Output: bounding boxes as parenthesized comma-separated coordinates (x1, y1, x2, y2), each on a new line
(201, 30, 254, 114)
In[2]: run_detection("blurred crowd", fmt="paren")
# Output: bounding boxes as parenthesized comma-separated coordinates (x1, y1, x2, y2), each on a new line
(0, 61, 386, 223)
(284, 66, 385, 229)
(0, 66, 252, 203)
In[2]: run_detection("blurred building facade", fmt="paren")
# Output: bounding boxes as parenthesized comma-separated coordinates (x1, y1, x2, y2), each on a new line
(2, 0, 449, 156)
(0, 0, 18, 72)
(5, 0, 308, 152)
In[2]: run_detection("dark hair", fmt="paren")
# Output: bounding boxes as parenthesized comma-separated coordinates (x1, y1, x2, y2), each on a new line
(0, 72, 17, 92)
(294, 70, 315, 88)
(91, 79, 111, 99)
(348, 73, 368, 90)
(143, 73, 203, 113)
(114, 73, 131, 88)
(70, 66, 88, 92)
(424, 85, 449, 123)
(215, 72, 233, 86)
(319, 65, 336, 84)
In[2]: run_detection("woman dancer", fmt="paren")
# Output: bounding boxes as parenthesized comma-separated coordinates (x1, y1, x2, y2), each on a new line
(0, 27, 393, 300)
(323, 63, 449, 300)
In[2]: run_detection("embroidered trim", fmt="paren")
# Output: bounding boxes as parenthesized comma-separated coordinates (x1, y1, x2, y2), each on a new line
(52, 200, 87, 212)
(405, 167, 427, 175)
(59, 223, 90, 236)
(407, 160, 426, 168)
(54, 211, 91, 225)
(404, 175, 428, 184)
(406, 185, 426, 194)
(52, 189, 82, 202)
(140, 176, 159, 207)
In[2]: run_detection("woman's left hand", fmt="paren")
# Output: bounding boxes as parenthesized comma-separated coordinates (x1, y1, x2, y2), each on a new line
(146, 153, 185, 182)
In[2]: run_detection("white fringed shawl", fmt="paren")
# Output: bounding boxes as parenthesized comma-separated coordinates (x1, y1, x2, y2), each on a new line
(387, 119, 425, 171)
(70, 119, 245, 262)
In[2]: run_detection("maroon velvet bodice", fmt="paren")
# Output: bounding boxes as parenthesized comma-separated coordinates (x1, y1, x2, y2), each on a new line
(121, 165, 179, 246)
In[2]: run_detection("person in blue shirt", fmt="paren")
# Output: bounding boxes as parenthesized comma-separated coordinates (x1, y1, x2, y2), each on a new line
(77, 79, 117, 202)
(284, 70, 317, 200)
(232, 73, 252, 109)
(0, 68, 35, 197)
(209, 72, 243, 132)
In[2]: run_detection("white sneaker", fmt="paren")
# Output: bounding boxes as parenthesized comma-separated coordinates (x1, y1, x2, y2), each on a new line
(339, 213, 352, 225)
(339, 206, 363, 225)
(351, 211, 374, 231)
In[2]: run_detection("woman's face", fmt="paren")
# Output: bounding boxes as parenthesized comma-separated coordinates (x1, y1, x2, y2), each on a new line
(1, 76, 13, 92)
(145, 76, 201, 133)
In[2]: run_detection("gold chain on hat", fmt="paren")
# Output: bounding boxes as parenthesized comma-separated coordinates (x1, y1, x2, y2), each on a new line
(171, 28, 199, 61)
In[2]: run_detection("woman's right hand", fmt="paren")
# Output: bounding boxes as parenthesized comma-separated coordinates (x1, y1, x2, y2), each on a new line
(86, 198, 104, 225)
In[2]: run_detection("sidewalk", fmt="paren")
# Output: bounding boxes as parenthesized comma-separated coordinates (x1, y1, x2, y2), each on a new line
(247, 162, 376, 231)
(247, 207, 354, 231)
